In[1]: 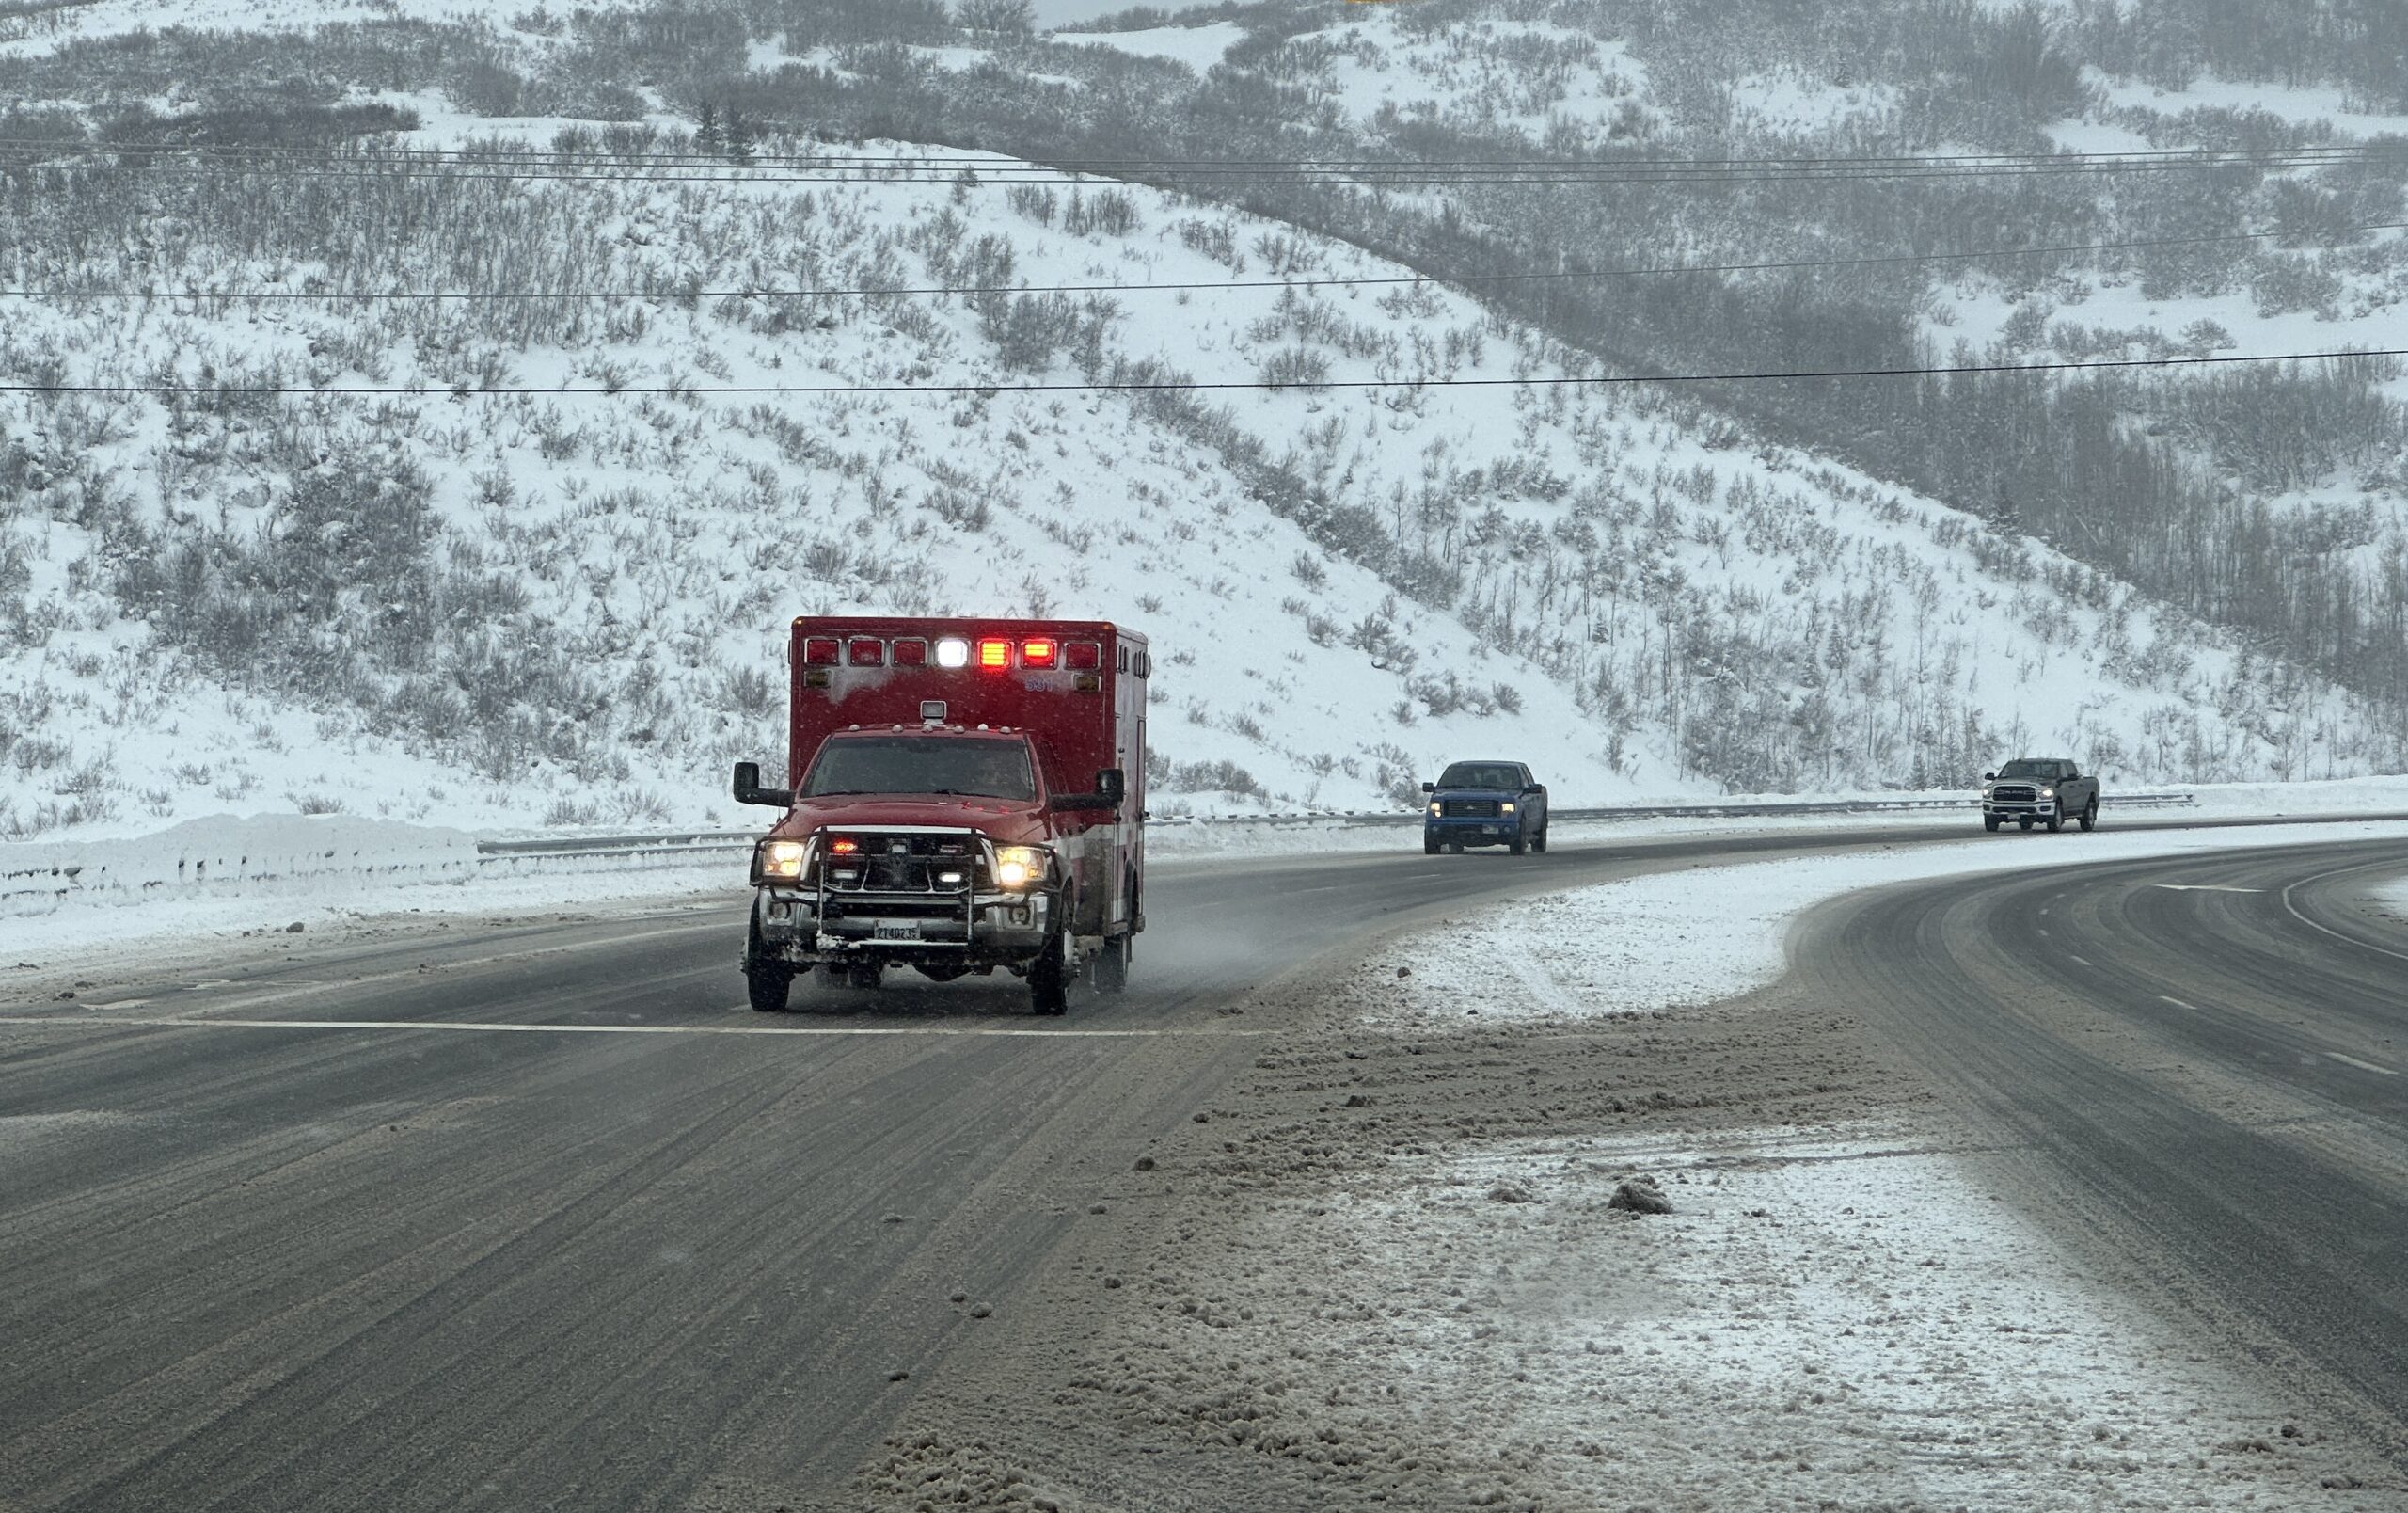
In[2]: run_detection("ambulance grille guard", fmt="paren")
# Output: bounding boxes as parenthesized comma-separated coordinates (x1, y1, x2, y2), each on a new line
(809, 827, 987, 948)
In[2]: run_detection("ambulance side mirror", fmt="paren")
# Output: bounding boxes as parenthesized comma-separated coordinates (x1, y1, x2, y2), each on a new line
(732, 760, 793, 808)
(1049, 768, 1125, 814)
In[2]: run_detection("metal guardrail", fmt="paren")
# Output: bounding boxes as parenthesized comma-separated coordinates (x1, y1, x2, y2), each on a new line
(473, 791, 2199, 861)
(475, 831, 757, 864)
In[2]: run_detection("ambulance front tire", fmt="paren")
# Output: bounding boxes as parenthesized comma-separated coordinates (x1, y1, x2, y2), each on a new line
(745, 965, 792, 1012)
(1030, 933, 1071, 1015)
(744, 911, 793, 1011)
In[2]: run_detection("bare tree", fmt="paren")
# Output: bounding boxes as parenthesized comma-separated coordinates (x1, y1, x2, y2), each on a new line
(954, 0, 1033, 37)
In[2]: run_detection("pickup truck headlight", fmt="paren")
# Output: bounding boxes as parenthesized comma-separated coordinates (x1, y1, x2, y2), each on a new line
(1500, 802, 1516, 814)
(754, 838, 806, 884)
(1427, 801, 1441, 816)
(994, 845, 1046, 889)
(2038, 787, 2055, 799)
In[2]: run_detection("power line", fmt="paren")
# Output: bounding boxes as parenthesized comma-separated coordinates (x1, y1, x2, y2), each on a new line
(4, 346, 2399, 399)
(4, 222, 2396, 303)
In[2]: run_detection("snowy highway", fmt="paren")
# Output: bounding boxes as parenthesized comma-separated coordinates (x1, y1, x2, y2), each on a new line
(4, 818, 2408, 1508)
(1801, 836, 2408, 1465)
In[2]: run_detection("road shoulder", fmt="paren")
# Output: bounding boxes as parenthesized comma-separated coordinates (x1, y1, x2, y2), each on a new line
(843, 858, 2403, 1510)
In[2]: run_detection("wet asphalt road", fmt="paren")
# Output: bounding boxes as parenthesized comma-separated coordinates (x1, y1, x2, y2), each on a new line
(4, 815, 2407, 1507)
(1798, 835, 2408, 1461)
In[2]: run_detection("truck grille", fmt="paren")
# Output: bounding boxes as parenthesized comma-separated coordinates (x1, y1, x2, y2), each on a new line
(1990, 785, 2038, 804)
(1442, 799, 1498, 818)
(819, 832, 977, 893)
(821, 896, 966, 920)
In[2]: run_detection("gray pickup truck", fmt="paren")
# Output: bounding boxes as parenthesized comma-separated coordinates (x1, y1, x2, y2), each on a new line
(1981, 757, 2099, 833)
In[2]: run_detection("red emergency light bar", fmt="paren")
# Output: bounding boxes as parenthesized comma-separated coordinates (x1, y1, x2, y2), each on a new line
(800, 631, 1114, 677)
(829, 837, 861, 854)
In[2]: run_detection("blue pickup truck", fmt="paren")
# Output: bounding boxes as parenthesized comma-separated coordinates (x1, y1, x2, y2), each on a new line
(1422, 760, 1549, 855)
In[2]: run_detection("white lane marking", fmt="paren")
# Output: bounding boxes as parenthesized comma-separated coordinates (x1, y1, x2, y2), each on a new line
(0, 1014, 1267, 1041)
(2280, 856, 2408, 967)
(2150, 884, 2263, 893)
(2158, 995, 2202, 1012)
(2067, 955, 2092, 967)
(84, 999, 152, 1010)
(2326, 1052, 2398, 1076)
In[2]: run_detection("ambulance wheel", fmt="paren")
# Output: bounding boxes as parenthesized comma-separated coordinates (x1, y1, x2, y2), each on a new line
(745, 966, 792, 1013)
(1030, 935, 1070, 1016)
(743, 912, 792, 1012)
(1094, 933, 1131, 995)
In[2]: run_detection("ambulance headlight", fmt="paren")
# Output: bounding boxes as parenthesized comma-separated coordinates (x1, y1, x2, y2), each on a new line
(753, 838, 806, 884)
(994, 845, 1045, 889)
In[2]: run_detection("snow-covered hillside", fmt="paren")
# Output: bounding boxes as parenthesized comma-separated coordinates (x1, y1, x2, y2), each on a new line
(1, 118, 2383, 842)
(1106, 4, 2408, 522)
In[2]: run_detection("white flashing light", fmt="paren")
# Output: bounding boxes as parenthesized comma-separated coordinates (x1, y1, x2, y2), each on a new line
(995, 845, 1044, 889)
(935, 637, 971, 669)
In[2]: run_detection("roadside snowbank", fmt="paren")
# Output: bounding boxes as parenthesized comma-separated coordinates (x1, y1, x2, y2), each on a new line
(1378, 818, 2408, 1024)
(2180, 773, 2408, 816)
(0, 812, 476, 921)
(0, 814, 739, 961)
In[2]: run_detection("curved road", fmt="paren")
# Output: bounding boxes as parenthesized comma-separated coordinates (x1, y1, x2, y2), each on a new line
(3, 817, 2406, 1507)
(1798, 836, 2408, 1461)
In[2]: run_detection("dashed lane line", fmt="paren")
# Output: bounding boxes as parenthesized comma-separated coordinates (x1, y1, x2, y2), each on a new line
(0, 1013, 1271, 1040)
(2327, 1052, 2399, 1076)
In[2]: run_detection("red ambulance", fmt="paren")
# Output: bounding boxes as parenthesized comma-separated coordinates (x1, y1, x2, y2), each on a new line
(733, 617, 1149, 1014)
